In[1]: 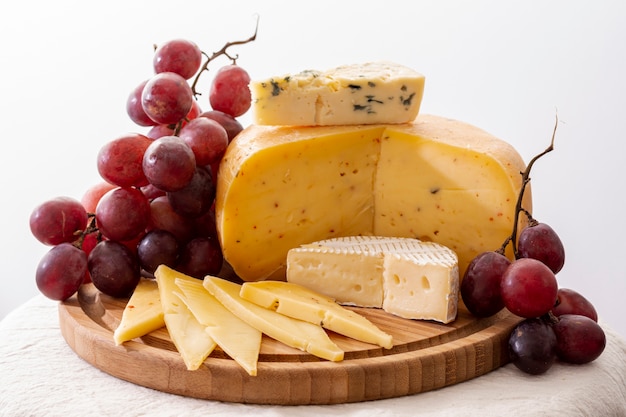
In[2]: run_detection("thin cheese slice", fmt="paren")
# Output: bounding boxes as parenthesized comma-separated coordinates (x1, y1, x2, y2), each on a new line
(240, 281, 393, 349)
(203, 276, 344, 362)
(174, 278, 261, 376)
(154, 265, 217, 370)
(250, 61, 425, 126)
(216, 114, 530, 282)
(287, 236, 459, 324)
(113, 278, 165, 345)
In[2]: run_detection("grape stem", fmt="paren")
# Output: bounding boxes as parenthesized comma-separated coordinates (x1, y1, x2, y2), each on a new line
(501, 114, 559, 258)
(189, 14, 260, 98)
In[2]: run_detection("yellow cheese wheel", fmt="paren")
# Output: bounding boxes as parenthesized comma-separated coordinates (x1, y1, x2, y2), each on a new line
(216, 114, 531, 281)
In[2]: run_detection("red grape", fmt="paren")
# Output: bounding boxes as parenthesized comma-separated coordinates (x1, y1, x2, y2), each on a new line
(508, 318, 557, 375)
(153, 39, 202, 80)
(81, 182, 116, 213)
(142, 72, 193, 125)
(88, 240, 140, 298)
(126, 80, 157, 127)
(137, 229, 179, 274)
(501, 258, 558, 318)
(142, 136, 196, 192)
(36, 243, 87, 301)
(177, 236, 223, 279)
(30, 197, 88, 246)
(178, 117, 228, 166)
(95, 187, 150, 242)
(518, 222, 565, 274)
(140, 183, 166, 201)
(553, 314, 606, 364)
(149, 196, 195, 243)
(166, 166, 216, 218)
(199, 110, 244, 142)
(461, 251, 510, 317)
(97, 133, 152, 188)
(551, 288, 598, 322)
(146, 124, 175, 140)
(209, 64, 251, 117)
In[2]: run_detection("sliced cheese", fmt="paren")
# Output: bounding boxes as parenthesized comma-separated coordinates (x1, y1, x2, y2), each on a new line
(203, 276, 344, 362)
(240, 280, 393, 349)
(154, 265, 217, 370)
(250, 61, 425, 126)
(174, 277, 261, 376)
(216, 114, 530, 282)
(113, 278, 165, 345)
(287, 236, 459, 323)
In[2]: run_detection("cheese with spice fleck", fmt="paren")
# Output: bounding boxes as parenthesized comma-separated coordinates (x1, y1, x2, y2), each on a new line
(113, 278, 164, 345)
(286, 236, 459, 324)
(216, 114, 531, 282)
(250, 62, 425, 126)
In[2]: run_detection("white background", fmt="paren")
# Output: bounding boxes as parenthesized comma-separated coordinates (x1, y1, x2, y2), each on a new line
(1, 0, 624, 338)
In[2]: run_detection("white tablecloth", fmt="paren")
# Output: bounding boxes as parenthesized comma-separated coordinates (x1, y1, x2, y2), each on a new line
(1, 295, 625, 417)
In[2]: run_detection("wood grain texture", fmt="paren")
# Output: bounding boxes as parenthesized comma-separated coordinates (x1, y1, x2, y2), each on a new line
(58, 282, 522, 405)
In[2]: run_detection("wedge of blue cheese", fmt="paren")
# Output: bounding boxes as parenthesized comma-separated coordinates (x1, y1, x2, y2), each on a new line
(250, 62, 425, 126)
(286, 236, 459, 323)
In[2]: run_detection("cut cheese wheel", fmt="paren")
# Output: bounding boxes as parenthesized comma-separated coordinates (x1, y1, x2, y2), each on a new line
(250, 61, 425, 126)
(216, 114, 531, 282)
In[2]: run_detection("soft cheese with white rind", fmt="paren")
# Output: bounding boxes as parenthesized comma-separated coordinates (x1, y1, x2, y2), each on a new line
(250, 61, 425, 126)
(287, 236, 459, 323)
(240, 280, 393, 349)
(113, 278, 164, 345)
(216, 115, 531, 282)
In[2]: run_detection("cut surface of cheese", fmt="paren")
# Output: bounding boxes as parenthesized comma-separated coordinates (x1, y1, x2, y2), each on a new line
(240, 280, 393, 349)
(154, 265, 217, 370)
(216, 114, 531, 282)
(203, 276, 344, 362)
(250, 61, 425, 126)
(113, 278, 164, 345)
(174, 277, 262, 376)
(287, 236, 459, 323)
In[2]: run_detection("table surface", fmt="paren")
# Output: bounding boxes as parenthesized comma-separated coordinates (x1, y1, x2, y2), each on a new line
(1, 295, 625, 417)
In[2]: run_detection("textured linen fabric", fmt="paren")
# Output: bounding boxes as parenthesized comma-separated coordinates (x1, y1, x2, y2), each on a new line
(1, 295, 625, 417)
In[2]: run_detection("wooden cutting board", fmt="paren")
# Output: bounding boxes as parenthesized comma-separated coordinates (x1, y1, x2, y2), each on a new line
(58, 279, 521, 405)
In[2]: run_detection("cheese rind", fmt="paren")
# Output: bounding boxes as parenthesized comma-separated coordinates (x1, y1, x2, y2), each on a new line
(240, 280, 393, 349)
(203, 276, 344, 362)
(113, 278, 165, 345)
(216, 115, 531, 282)
(287, 236, 459, 323)
(250, 62, 425, 126)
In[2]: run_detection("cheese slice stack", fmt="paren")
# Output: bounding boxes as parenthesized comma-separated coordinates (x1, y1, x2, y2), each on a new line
(286, 236, 459, 323)
(250, 61, 425, 126)
(216, 114, 531, 282)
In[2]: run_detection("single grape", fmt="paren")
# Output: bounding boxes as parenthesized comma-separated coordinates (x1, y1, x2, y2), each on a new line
(178, 117, 228, 166)
(30, 197, 88, 246)
(142, 136, 196, 192)
(551, 288, 598, 322)
(209, 64, 251, 117)
(81, 182, 116, 213)
(153, 39, 202, 80)
(501, 258, 558, 318)
(36, 243, 87, 301)
(552, 314, 606, 364)
(80, 231, 99, 283)
(142, 72, 193, 125)
(508, 317, 557, 375)
(146, 124, 175, 140)
(137, 229, 179, 274)
(185, 100, 202, 124)
(149, 196, 195, 243)
(88, 240, 140, 298)
(177, 236, 223, 279)
(126, 80, 157, 127)
(140, 183, 166, 201)
(95, 187, 150, 242)
(517, 222, 565, 274)
(461, 251, 510, 317)
(97, 133, 152, 188)
(193, 205, 218, 239)
(199, 110, 244, 142)
(166, 166, 216, 218)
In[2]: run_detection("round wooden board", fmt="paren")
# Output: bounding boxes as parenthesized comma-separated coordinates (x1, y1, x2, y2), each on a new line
(58, 282, 522, 405)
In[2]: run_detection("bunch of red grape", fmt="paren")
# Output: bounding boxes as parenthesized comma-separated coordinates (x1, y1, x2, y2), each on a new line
(30, 30, 257, 301)
(461, 126, 606, 375)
